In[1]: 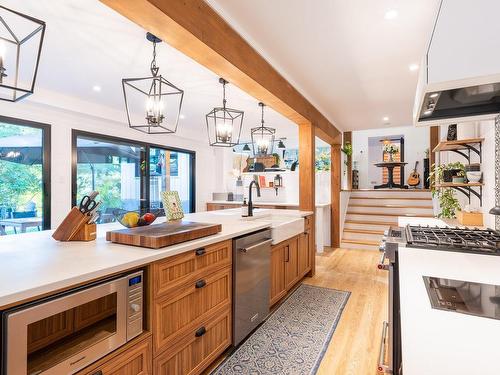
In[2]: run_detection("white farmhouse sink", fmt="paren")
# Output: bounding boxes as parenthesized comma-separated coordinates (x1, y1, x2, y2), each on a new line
(244, 214, 305, 244)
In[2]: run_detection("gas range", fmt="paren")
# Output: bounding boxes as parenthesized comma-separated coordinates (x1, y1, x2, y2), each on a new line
(384, 225, 500, 256)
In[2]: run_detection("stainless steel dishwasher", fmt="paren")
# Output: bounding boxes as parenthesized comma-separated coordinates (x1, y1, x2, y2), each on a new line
(233, 228, 272, 346)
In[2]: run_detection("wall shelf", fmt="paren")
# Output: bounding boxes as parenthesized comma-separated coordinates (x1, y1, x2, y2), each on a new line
(435, 182, 483, 205)
(432, 138, 484, 163)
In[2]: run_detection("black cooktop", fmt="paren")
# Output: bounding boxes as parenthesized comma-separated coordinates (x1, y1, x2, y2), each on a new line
(423, 276, 500, 320)
(406, 225, 500, 255)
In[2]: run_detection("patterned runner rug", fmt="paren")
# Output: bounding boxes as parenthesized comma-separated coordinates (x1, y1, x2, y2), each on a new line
(212, 284, 351, 375)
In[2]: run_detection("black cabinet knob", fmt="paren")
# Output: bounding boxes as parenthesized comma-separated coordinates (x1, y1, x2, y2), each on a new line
(195, 248, 206, 256)
(195, 279, 206, 289)
(195, 326, 206, 337)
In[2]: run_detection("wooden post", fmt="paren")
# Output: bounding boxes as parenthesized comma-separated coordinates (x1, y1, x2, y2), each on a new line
(299, 122, 316, 276)
(331, 144, 341, 248)
(430, 126, 439, 167)
(343, 131, 352, 190)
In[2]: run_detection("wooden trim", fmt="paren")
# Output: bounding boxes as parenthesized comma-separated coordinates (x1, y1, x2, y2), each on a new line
(346, 211, 434, 217)
(343, 131, 352, 190)
(99, 0, 340, 144)
(430, 126, 439, 167)
(349, 204, 433, 209)
(341, 239, 379, 246)
(349, 196, 431, 200)
(331, 144, 341, 248)
(343, 229, 385, 235)
(344, 220, 397, 226)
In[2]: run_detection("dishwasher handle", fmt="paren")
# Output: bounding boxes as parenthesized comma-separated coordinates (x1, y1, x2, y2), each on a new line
(238, 238, 272, 253)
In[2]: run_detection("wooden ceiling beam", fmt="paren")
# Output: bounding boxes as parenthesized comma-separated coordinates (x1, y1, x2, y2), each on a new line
(99, 0, 340, 142)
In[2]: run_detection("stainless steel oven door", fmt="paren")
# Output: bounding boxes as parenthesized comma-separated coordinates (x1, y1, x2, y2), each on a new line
(5, 276, 128, 375)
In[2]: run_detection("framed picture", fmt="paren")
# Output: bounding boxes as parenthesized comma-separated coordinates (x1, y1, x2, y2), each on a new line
(161, 191, 184, 221)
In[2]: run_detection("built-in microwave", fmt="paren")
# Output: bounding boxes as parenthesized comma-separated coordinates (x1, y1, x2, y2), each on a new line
(1, 270, 143, 375)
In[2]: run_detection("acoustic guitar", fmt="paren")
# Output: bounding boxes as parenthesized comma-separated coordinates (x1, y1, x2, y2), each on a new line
(407, 161, 420, 186)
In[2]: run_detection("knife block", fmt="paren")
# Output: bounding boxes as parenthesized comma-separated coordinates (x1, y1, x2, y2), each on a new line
(52, 207, 95, 241)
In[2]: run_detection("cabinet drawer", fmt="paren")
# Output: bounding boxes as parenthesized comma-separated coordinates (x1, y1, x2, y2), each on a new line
(153, 267, 231, 354)
(153, 240, 232, 298)
(77, 336, 152, 375)
(153, 308, 231, 375)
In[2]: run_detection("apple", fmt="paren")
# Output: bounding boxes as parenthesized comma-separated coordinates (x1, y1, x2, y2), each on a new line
(142, 212, 156, 224)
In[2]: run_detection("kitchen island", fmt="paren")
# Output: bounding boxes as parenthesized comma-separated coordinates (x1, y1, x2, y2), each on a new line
(0, 208, 313, 375)
(397, 217, 500, 375)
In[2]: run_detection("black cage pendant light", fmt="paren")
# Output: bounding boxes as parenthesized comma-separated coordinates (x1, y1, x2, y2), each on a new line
(0, 5, 45, 102)
(122, 32, 184, 134)
(206, 78, 244, 147)
(251, 102, 275, 156)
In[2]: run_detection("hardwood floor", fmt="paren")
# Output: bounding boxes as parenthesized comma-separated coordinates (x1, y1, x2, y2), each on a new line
(303, 247, 388, 375)
(205, 247, 387, 375)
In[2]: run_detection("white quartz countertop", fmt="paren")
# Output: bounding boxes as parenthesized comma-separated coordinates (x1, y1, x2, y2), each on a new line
(0, 208, 311, 308)
(397, 216, 500, 375)
(208, 200, 331, 208)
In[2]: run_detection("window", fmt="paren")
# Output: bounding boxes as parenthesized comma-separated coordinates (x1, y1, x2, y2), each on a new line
(73, 131, 195, 223)
(0, 116, 50, 235)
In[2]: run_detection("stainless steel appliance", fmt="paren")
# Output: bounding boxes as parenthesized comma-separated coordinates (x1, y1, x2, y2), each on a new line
(1, 270, 143, 375)
(423, 276, 500, 320)
(233, 229, 272, 346)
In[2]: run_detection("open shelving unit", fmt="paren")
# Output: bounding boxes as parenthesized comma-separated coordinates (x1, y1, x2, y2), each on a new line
(433, 138, 484, 205)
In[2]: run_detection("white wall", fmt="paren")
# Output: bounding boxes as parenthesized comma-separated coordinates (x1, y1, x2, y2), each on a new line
(352, 126, 430, 189)
(0, 97, 218, 228)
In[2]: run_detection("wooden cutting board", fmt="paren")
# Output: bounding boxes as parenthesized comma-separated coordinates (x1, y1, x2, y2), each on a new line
(105, 221, 222, 249)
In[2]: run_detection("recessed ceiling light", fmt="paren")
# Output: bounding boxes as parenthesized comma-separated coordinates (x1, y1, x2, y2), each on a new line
(383, 116, 389, 122)
(92, 85, 101, 92)
(409, 63, 419, 71)
(179, 114, 185, 119)
(384, 9, 398, 20)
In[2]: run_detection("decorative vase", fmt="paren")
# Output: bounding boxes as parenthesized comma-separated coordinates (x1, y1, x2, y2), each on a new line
(388, 153, 394, 162)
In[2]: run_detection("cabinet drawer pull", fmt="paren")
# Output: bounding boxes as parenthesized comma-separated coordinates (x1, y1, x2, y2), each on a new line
(195, 248, 206, 256)
(195, 279, 206, 289)
(195, 326, 207, 337)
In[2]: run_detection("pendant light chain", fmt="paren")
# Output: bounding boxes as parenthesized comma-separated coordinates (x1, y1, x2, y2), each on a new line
(150, 40, 159, 77)
(222, 79, 227, 109)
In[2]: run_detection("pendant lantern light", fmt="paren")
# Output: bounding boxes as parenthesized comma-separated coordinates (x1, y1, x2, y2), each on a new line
(251, 102, 275, 156)
(122, 32, 184, 134)
(206, 78, 244, 147)
(0, 5, 45, 102)
(242, 143, 251, 152)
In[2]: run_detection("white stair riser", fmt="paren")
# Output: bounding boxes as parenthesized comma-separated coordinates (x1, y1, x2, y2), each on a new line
(348, 206, 434, 215)
(349, 198, 432, 206)
(350, 191, 432, 199)
(341, 241, 379, 251)
(344, 222, 392, 231)
(343, 231, 384, 241)
(346, 213, 399, 223)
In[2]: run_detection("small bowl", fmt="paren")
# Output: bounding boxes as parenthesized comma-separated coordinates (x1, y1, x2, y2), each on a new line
(113, 209, 162, 228)
(466, 171, 482, 183)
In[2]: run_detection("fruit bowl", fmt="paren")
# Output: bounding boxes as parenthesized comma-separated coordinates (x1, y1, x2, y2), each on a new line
(113, 209, 162, 228)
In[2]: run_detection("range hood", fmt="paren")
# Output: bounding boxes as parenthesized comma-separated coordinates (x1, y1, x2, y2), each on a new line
(414, 0, 500, 126)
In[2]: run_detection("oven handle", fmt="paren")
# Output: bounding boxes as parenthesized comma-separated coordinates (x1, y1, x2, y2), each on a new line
(377, 321, 391, 373)
(377, 252, 389, 271)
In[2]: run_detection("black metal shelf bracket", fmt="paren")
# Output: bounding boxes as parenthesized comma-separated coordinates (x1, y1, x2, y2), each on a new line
(451, 185, 482, 206)
(449, 142, 482, 163)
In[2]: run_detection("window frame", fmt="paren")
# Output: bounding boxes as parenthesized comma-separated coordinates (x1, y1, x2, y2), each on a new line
(0, 115, 51, 230)
(71, 130, 196, 215)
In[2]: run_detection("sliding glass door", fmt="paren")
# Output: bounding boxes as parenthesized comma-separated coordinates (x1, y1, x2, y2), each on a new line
(0, 116, 50, 235)
(73, 131, 195, 224)
(149, 148, 193, 213)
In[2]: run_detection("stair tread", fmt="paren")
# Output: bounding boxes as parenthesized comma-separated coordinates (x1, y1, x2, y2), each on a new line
(341, 239, 380, 246)
(347, 211, 434, 217)
(349, 204, 433, 209)
(343, 229, 385, 235)
(345, 220, 396, 226)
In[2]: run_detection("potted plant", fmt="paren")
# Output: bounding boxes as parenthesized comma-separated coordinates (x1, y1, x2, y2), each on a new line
(383, 143, 399, 161)
(428, 163, 462, 218)
(341, 142, 352, 174)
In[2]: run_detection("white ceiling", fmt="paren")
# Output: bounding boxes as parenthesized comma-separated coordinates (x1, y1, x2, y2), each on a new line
(206, 0, 440, 131)
(0, 0, 298, 143)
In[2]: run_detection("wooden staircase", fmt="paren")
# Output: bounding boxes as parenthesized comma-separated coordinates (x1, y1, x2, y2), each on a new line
(341, 190, 434, 250)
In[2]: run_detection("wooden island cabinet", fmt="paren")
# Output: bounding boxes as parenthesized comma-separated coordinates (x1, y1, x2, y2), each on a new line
(76, 215, 312, 375)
